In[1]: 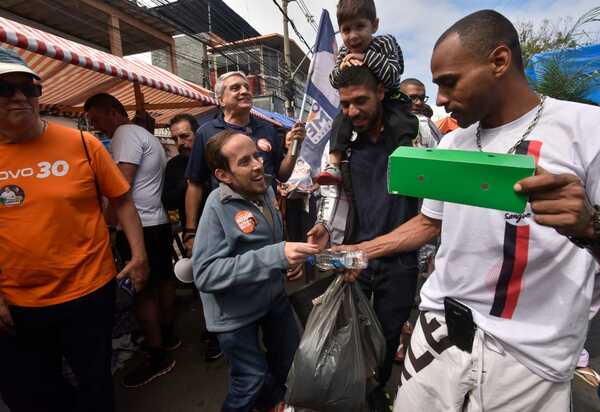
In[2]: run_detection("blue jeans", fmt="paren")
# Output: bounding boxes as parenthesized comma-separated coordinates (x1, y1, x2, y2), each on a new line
(217, 293, 300, 412)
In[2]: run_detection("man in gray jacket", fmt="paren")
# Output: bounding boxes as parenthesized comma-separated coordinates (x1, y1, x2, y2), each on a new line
(192, 129, 319, 412)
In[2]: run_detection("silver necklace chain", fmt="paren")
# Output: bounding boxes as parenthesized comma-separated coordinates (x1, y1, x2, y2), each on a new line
(476, 95, 546, 153)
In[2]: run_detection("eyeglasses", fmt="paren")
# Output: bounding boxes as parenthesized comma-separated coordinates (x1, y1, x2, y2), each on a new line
(409, 94, 429, 103)
(0, 81, 42, 98)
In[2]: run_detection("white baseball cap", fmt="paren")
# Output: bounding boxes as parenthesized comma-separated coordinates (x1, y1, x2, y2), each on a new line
(0, 47, 40, 80)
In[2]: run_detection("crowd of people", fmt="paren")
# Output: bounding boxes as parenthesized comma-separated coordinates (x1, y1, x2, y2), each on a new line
(1, 1, 600, 412)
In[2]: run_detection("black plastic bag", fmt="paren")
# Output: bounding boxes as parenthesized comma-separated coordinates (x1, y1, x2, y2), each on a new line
(286, 277, 386, 412)
(288, 273, 336, 327)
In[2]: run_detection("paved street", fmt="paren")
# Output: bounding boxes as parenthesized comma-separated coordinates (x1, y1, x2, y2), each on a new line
(112, 286, 600, 412)
(1, 284, 598, 412)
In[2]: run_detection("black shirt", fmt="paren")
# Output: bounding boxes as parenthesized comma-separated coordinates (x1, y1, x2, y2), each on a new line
(162, 154, 189, 225)
(349, 134, 418, 273)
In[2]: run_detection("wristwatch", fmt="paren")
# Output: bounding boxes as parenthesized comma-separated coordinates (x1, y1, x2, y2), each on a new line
(569, 205, 600, 249)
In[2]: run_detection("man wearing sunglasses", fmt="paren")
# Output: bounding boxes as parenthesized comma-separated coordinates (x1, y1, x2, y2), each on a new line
(0, 47, 148, 412)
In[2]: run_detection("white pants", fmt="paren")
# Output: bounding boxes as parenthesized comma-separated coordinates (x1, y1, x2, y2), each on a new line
(394, 312, 571, 412)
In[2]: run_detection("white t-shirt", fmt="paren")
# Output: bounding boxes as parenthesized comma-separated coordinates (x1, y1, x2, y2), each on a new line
(420, 97, 600, 382)
(111, 124, 168, 227)
(414, 114, 442, 148)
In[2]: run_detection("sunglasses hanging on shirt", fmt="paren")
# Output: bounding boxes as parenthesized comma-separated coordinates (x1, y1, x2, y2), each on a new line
(0, 81, 43, 98)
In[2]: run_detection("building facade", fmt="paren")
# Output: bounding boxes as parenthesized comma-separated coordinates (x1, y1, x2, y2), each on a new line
(210, 34, 310, 117)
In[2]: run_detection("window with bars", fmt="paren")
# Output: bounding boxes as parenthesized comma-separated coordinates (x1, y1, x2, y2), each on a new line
(263, 76, 282, 96)
(262, 47, 280, 77)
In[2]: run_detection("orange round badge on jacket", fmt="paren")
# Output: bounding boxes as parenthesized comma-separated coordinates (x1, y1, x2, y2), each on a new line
(235, 210, 257, 234)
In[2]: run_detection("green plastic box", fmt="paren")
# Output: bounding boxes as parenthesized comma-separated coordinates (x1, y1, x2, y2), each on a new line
(387, 147, 535, 213)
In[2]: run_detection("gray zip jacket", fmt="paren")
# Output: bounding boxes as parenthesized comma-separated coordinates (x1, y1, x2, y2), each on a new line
(192, 183, 289, 332)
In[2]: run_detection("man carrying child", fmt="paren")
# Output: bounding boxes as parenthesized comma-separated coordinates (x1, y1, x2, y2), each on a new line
(316, 0, 418, 186)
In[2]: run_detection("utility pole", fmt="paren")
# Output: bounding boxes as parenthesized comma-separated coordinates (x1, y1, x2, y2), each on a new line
(207, 0, 212, 33)
(202, 0, 212, 90)
(281, 0, 296, 117)
(200, 36, 211, 90)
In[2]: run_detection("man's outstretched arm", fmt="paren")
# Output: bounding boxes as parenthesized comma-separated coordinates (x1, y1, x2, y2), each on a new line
(337, 213, 441, 259)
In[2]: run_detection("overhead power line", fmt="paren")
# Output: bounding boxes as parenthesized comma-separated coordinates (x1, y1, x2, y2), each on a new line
(32, 0, 309, 99)
(146, 0, 307, 96)
(271, 0, 314, 52)
(150, 0, 310, 96)
(295, 0, 318, 32)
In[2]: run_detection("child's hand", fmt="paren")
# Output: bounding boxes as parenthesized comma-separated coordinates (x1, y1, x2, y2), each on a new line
(340, 56, 353, 69)
(341, 53, 365, 69)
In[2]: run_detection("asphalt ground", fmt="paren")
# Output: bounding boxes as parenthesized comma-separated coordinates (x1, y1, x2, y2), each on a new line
(1, 280, 598, 411)
(111, 282, 600, 412)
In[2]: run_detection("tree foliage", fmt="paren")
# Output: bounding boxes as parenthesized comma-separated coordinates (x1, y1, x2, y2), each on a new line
(520, 8, 600, 103)
(519, 7, 600, 66)
(534, 56, 598, 105)
(518, 19, 577, 68)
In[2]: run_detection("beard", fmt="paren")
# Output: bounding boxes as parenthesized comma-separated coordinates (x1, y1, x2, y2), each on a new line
(352, 104, 383, 135)
(178, 146, 191, 157)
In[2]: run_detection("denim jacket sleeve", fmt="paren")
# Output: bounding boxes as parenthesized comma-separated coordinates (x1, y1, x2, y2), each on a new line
(192, 201, 288, 293)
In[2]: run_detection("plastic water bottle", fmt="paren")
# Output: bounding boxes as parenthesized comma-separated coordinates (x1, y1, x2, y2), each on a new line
(307, 250, 368, 270)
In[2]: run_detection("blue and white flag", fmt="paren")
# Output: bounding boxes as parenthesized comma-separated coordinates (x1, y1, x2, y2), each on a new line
(294, 10, 339, 180)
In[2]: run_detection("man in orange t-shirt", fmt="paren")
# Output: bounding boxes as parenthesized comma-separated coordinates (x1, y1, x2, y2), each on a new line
(0, 48, 148, 412)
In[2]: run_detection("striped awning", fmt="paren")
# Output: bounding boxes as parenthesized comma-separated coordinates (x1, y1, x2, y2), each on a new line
(0, 16, 282, 128)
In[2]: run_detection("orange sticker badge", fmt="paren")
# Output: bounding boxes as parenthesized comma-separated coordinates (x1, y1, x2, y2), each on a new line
(235, 210, 257, 234)
(257, 138, 272, 152)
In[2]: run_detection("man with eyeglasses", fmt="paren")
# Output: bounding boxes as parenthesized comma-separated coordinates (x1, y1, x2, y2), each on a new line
(400, 78, 442, 147)
(400, 78, 430, 115)
(0, 47, 148, 412)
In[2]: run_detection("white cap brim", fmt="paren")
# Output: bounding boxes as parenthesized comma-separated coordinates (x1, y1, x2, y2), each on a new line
(0, 63, 41, 80)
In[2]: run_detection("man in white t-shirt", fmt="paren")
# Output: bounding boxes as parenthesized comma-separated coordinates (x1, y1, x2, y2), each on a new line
(85, 94, 177, 389)
(331, 10, 600, 412)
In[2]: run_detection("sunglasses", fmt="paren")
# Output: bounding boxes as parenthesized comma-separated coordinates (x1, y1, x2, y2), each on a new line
(0, 81, 42, 98)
